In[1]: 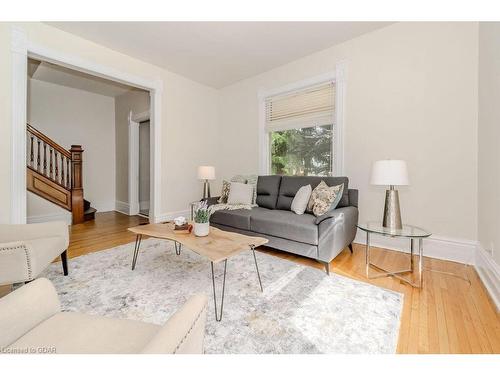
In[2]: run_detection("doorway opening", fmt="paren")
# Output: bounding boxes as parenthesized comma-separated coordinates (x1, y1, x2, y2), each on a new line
(10, 27, 163, 224)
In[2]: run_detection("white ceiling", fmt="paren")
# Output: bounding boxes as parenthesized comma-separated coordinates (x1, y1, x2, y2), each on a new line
(28, 58, 138, 97)
(47, 22, 392, 88)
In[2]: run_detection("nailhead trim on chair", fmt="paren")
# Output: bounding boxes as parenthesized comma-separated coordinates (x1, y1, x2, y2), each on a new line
(172, 305, 207, 354)
(0, 243, 32, 281)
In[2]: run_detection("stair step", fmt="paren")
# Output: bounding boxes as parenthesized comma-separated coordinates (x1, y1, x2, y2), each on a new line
(84, 207, 97, 222)
(84, 199, 91, 211)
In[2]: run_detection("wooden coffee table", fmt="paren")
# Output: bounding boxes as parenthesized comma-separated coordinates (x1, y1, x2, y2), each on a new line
(128, 223, 268, 321)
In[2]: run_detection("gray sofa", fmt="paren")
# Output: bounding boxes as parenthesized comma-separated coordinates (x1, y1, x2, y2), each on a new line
(209, 175, 359, 274)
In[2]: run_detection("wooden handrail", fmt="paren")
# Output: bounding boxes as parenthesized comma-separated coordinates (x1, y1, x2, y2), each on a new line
(27, 124, 72, 159)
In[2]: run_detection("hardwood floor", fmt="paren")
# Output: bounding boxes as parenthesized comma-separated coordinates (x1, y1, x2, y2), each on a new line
(7, 211, 500, 353)
(67, 211, 148, 258)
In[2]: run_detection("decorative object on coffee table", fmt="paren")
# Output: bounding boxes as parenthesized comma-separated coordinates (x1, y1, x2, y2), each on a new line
(370, 160, 409, 229)
(198, 166, 215, 199)
(194, 201, 211, 237)
(128, 223, 268, 322)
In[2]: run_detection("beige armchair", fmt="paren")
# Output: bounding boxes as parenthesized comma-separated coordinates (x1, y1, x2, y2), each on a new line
(0, 221, 69, 285)
(0, 278, 208, 354)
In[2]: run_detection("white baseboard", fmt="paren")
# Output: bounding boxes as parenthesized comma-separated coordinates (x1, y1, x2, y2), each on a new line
(353, 232, 476, 265)
(115, 200, 130, 215)
(27, 212, 72, 225)
(154, 210, 190, 223)
(475, 244, 500, 311)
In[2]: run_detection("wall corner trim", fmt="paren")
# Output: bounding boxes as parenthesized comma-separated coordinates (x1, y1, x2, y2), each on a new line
(10, 26, 28, 224)
(475, 243, 500, 311)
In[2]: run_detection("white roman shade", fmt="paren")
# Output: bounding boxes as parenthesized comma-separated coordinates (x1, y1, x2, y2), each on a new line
(265, 81, 335, 132)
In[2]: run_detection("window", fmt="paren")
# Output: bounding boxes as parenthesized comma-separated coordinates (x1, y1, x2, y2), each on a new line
(265, 81, 336, 176)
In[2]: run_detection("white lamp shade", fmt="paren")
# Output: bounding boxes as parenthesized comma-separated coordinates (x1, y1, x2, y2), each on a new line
(197, 166, 215, 180)
(370, 160, 409, 186)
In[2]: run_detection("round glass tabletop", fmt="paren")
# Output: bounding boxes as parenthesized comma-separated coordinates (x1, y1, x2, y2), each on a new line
(357, 221, 431, 238)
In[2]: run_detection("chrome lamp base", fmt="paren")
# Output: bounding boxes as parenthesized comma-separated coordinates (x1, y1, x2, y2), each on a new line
(202, 180, 211, 200)
(383, 186, 402, 229)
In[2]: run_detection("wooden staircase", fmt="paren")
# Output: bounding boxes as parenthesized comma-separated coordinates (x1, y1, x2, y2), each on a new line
(26, 124, 96, 224)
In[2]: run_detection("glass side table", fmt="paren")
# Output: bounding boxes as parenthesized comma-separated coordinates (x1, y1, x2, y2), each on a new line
(189, 201, 201, 221)
(357, 222, 431, 288)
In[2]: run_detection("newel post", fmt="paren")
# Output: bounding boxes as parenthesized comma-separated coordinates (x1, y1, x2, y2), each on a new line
(70, 145, 84, 224)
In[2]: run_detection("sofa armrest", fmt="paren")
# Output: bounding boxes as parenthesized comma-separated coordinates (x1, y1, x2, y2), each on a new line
(315, 208, 347, 225)
(141, 294, 208, 354)
(0, 278, 61, 347)
(317, 206, 359, 262)
(204, 197, 220, 207)
(0, 241, 33, 284)
(348, 189, 358, 208)
(0, 221, 69, 245)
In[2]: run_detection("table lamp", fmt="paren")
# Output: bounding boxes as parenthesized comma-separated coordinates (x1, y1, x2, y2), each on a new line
(197, 166, 215, 199)
(370, 160, 409, 230)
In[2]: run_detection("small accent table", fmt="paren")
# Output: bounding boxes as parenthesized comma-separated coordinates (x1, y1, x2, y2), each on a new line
(357, 222, 431, 288)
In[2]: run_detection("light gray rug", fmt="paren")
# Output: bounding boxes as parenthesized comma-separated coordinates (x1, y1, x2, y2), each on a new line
(42, 238, 403, 354)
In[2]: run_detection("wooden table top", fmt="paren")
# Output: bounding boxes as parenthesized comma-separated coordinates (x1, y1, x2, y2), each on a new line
(128, 223, 268, 263)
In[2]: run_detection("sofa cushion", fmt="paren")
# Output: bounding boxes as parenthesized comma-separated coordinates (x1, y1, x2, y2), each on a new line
(8, 312, 159, 354)
(256, 175, 282, 209)
(276, 176, 349, 210)
(250, 207, 318, 245)
(210, 209, 252, 230)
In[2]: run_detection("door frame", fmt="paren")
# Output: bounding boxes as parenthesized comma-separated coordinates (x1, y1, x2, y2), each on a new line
(10, 26, 163, 223)
(128, 110, 150, 216)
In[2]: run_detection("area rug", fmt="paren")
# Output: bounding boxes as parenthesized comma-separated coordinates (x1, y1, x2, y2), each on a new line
(41, 238, 403, 354)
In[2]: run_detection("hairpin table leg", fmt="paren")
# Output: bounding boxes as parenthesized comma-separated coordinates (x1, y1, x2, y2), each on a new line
(174, 241, 182, 255)
(251, 245, 263, 292)
(211, 260, 227, 322)
(131, 234, 142, 270)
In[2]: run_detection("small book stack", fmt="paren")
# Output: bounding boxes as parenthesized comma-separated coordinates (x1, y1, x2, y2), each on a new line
(174, 223, 193, 234)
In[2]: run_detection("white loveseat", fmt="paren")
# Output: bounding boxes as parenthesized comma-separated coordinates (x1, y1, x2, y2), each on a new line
(0, 278, 208, 354)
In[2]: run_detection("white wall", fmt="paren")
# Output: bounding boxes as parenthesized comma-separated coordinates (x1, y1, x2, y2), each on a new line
(218, 22, 479, 243)
(0, 22, 221, 223)
(478, 23, 500, 266)
(27, 78, 116, 218)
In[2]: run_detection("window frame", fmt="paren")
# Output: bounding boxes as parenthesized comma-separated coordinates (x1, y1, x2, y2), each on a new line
(258, 61, 347, 176)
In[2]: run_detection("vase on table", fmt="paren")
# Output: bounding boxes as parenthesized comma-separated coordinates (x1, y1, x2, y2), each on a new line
(194, 221, 210, 237)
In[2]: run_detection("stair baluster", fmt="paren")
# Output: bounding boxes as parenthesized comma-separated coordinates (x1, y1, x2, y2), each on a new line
(30, 136, 34, 168)
(49, 148, 53, 180)
(60, 153, 65, 188)
(37, 139, 41, 171)
(43, 143, 47, 176)
(54, 150, 59, 182)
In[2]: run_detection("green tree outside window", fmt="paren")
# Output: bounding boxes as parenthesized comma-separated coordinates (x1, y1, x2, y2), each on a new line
(270, 124, 333, 176)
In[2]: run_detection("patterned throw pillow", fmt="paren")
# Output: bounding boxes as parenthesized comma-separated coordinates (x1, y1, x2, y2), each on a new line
(307, 181, 344, 217)
(218, 180, 231, 203)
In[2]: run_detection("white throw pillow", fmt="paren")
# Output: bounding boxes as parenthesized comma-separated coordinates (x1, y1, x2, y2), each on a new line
(227, 182, 253, 205)
(291, 184, 312, 215)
